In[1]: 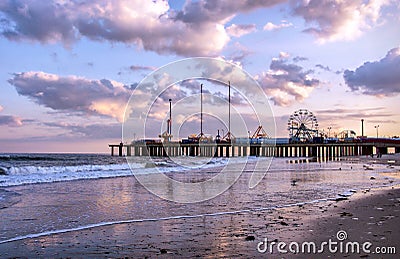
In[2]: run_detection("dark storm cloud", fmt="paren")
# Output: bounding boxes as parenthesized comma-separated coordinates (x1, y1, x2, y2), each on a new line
(344, 47, 400, 96)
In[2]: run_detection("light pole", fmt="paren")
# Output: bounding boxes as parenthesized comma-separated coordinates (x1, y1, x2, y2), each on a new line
(327, 127, 332, 138)
(374, 125, 379, 138)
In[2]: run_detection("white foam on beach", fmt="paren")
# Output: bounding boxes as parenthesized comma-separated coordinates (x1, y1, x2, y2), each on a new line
(0, 186, 380, 245)
(1, 156, 399, 245)
(0, 155, 396, 188)
(0, 164, 135, 187)
(0, 156, 254, 187)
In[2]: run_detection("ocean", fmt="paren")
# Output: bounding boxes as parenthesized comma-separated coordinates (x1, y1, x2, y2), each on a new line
(0, 153, 399, 245)
(0, 153, 233, 187)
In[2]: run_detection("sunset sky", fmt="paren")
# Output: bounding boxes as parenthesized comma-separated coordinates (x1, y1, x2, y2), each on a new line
(0, 0, 399, 153)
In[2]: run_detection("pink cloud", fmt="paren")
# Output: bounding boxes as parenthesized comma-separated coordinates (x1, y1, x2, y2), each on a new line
(8, 71, 131, 122)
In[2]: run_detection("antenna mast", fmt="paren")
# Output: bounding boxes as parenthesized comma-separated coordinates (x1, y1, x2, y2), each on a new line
(223, 81, 232, 141)
(169, 98, 172, 141)
(228, 80, 231, 140)
(200, 83, 203, 137)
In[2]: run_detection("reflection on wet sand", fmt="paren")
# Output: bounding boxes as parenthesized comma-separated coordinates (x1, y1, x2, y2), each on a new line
(0, 157, 399, 257)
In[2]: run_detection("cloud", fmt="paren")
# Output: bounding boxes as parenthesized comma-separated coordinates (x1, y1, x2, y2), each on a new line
(0, 115, 23, 127)
(129, 65, 156, 72)
(0, 0, 78, 45)
(168, 84, 190, 101)
(225, 43, 253, 63)
(315, 64, 331, 72)
(214, 91, 247, 106)
(174, 0, 286, 24)
(8, 71, 132, 122)
(293, 56, 308, 62)
(316, 107, 393, 119)
(226, 24, 256, 37)
(313, 107, 397, 133)
(292, 0, 391, 42)
(263, 20, 293, 31)
(344, 47, 400, 96)
(0, 0, 231, 56)
(1, 0, 394, 55)
(44, 122, 122, 139)
(256, 53, 320, 106)
(0, 105, 23, 126)
(279, 51, 290, 59)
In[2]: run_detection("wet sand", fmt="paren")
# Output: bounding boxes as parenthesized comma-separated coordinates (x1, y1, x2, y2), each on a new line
(276, 185, 400, 258)
(0, 186, 399, 258)
(0, 157, 399, 258)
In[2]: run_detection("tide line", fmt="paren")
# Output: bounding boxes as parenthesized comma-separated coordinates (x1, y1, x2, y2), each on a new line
(0, 188, 371, 245)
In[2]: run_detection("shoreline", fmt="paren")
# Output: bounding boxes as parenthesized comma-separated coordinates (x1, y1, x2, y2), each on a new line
(0, 184, 399, 258)
(1, 153, 398, 188)
(0, 156, 399, 258)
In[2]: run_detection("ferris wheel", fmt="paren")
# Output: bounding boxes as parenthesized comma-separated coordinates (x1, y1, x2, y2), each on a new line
(287, 109, 319, 142)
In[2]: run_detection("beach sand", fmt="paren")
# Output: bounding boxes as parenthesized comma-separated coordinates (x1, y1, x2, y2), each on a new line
(0, 157, 399, 258)
(0, 186, 399, 258)
(279, 185, 400, 258)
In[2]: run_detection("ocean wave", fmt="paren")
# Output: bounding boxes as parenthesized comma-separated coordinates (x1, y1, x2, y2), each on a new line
(0, 156, 244, 187)
(4, 163, 132, 175)
(0, 163, 139, 187)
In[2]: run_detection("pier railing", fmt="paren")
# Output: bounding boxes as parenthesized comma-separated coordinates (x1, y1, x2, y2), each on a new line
(109, 141, 399, 158)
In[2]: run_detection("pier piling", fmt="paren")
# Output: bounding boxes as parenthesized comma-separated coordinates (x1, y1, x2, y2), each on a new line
(109, 141, 400, 159)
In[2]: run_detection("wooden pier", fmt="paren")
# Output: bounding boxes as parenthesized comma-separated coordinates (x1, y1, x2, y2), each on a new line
(109, 141, 400, 159)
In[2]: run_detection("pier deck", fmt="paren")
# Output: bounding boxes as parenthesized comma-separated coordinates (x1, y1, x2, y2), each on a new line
(109, 141, 400, 158)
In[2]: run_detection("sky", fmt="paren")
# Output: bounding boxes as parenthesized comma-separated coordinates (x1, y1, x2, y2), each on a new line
(0, 0, 399, 153)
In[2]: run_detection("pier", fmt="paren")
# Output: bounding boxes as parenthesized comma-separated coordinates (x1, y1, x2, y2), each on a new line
(111, 88, 400, 159)
(109, 140, 400, 159)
